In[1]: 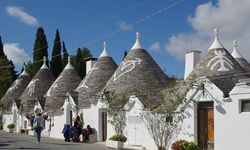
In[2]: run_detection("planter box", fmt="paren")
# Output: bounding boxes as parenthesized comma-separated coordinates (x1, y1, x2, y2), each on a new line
(106, 140, 124, 149)
(7, 128, 14, 133)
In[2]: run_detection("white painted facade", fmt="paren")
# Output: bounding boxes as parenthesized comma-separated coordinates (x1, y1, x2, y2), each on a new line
(46, 94, 77, 139)
(79, 99, 107, 142)
(184, 50, 201, 79)
(106, 96, 159, 150)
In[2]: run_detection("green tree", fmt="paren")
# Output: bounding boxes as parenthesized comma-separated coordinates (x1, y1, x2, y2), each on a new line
(62, 41, 69, 68)
(28, 27, 48, 77)
(0, 36, 16, 102)
(81, 47, 92, 59)
(74, 48, 85, 78)
(50, 29, 62, 77)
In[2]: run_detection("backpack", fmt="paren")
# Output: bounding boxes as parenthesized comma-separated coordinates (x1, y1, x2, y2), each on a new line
(33, 118, 41, 128)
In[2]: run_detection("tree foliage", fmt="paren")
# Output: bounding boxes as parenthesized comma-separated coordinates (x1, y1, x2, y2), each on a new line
(73, 48, 85, 78)
(103, 90, 127, 138)
(0, 36, 16, 102)
(142, 77, 201, 150)
(50, 29, 62, 77)
(62, 41, 69, 68)
(27, 27, 48, 77)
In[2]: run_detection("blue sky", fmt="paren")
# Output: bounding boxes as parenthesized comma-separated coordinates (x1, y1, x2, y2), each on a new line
(2, 0, 249, 79)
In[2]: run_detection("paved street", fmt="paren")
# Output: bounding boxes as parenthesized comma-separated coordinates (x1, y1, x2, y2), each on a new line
(0, 131, 112, 150)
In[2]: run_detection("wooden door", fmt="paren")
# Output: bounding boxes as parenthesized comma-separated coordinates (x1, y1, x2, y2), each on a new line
(198, 102, 214, 150)
(102, 112, 107, 141)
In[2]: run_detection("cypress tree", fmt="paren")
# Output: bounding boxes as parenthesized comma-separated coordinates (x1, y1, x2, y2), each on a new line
(50, 29, 62, 77)
(30, 27, 48, 77)
(0, 36, 4, 57)
(0, 36, 16, 101)
(123, 50, 127, 60)
(62, 41, 69, 68)
(74, 48, 85, 78)
(81, 47, 92, 59)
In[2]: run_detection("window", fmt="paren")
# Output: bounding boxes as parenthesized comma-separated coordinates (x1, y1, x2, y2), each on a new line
(241, 100, 250, 112)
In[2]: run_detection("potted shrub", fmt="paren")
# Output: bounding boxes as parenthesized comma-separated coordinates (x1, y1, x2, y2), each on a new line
(181, 141, 199, 150)
(106, 134, 127, 149)
(7, 123, 15, 133)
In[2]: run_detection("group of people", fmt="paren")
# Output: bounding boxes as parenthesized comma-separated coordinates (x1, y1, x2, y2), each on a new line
(30, 113, 93, 143)
(62, 116, 93, 143)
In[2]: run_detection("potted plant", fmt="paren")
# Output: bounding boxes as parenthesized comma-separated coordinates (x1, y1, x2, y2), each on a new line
(106, 134, 127, 149)
(7, 123, 15, 133)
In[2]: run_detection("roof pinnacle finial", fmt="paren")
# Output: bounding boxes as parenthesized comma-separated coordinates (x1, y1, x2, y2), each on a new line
(208, 28, 224, 50)
(131, 32, 143, 50)
(103, 41, 107, 51)
(65, 56, 73, 69)
(43, 56, 46, 64)
(232, 40, 242, 58)
(214, 28, 219, 38)
(233, 40, 238, 48)
(20, 64, 29, 76)
(41, 56, 48, 69)
(99, 41, 109, 57)
(68, 56, 71, 63)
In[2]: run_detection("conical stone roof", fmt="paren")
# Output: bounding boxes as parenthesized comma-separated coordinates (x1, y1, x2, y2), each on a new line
(104, 33, 169, 109)
(190, 29, 246, 96)
(0, 69, 31, 113)
(44, 57, 81, 115)
(20, 57, 56, 114)
(76, 42, 118, 108)
(231, 41, 250, 71)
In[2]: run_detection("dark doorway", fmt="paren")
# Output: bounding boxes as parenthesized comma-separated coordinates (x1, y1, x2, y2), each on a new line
(198, 102, 214, 150)
(102, 112, 107, 141)
(70, 110, 73, 126)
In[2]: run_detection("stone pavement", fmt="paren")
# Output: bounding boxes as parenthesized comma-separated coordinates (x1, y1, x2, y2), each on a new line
(0, 130, 112, 150)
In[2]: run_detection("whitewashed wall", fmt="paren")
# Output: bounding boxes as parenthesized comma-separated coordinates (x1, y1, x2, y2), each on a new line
(2, 114, 12, 131)
(106, 96, 159, 150)
(177, 80, 224, 150)
(47, 115, 65, 139)
(216, 82, 250, 150)
(80, 99, 107, 142)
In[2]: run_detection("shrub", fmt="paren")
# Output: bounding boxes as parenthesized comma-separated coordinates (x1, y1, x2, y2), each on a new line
(7, 123, 15, 129)
(109, 134, 127, 142)
(181, 141, 199, 150)
(171, 140, 187, 150)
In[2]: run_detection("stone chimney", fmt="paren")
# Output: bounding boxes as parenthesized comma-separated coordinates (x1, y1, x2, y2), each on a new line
(184, 50, 201, 79)
(85, 57, 97, 74)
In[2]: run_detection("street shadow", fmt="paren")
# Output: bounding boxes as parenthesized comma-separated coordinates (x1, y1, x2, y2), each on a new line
(0, 148, 44, 149)
(0, 143, 9, 147)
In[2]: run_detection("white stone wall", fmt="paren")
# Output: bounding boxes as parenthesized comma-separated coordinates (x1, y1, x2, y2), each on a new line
(177, 81, 224, 150)
(80, 100, 107, 142)
(106, 96, 159, 150)
(216, 83, 250, 150)
(47, 115, 65, 139)
(2, 114, 12, 131)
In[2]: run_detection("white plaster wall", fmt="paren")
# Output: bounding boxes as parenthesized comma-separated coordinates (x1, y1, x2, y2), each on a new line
(80, 100, 107, 142)
(48, 115, 65, 139)
(214, 84, 250, 150)
(106, 96, 159, 150)
(176, 81, 224, 150)
(3, 114, 12, 131)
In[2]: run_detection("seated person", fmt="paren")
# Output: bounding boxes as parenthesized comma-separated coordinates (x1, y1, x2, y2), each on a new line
(83, 125, 93, 140)
(62, 124, 71, 142)
(71, 121, 81, 142)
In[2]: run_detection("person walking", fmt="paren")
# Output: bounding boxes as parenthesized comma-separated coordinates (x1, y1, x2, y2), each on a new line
(33, 113, 44, 143)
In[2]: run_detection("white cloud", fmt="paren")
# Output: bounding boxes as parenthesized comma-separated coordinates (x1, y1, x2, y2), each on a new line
(118, 21, 133, 31)
(3, 43, 30, 65)
(149, 42, 161, 52)
(6, 6, 39, 26)
(165, 0, 250, 61)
